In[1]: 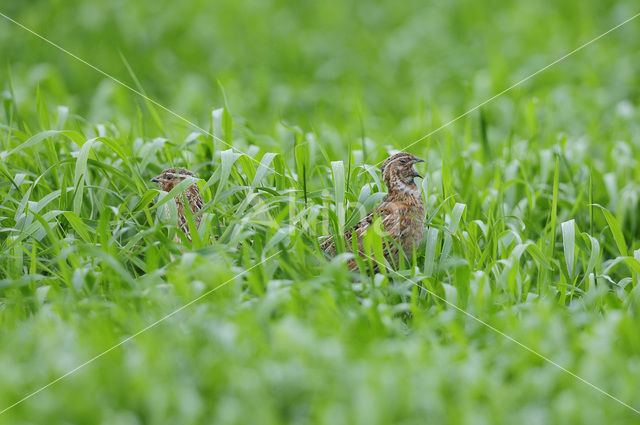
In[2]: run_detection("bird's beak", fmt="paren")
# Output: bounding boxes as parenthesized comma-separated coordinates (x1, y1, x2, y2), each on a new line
(411, 157, 424, 178)
(150, 176, 161, 183)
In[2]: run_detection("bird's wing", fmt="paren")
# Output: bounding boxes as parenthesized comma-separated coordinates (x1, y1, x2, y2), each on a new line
(378, 201, 404, 238)
(319, 234, 337, 255)
(320, 209, 375, 255)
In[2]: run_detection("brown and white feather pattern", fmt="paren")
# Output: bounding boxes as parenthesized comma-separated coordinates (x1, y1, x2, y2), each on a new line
(151, 167, 204, 242)
(321, 152, 426, 270)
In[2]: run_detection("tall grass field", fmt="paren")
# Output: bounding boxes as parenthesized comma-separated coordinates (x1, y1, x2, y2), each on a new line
(1, 0, 640, 423)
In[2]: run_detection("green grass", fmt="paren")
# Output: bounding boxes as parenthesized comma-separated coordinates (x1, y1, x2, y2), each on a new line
(2, 0, 640, 423)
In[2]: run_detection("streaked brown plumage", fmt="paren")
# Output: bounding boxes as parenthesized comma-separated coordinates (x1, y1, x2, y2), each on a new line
(321, 152, 426, 270)
(151, 167, 204, 242)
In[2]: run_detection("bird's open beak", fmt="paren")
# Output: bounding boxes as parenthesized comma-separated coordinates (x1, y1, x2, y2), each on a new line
(412, 157, 425, 178)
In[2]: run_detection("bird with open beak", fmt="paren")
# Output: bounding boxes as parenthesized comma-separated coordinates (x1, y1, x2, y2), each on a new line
(321, 152, 426, 271)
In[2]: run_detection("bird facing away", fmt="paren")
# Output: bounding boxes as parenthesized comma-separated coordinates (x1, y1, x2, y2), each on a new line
(151, 167, 204, 242)
(321, 152, 426, 270)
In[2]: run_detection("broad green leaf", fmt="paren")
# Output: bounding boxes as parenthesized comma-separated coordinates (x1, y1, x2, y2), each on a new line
(331, 161, 345, 230)
(423, 227, 439, 277)
(561, 219, 575, 278)
(73, 138, 97, 215)
(525, 243, 555, 271)
(222, 107, 233, 144)
(252, 152, 278, 188)
(440, 203, 465, 261)
(211, 149, 240, 203)
(2, 129, 84, 160)
(132, 189, 161, 213)
(63, 211, 92, 243)
(580, 233, 600, 283)
(592, 204, 627, 256)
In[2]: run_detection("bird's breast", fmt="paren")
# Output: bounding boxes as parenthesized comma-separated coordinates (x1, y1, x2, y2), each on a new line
(383, 193, 426, 254)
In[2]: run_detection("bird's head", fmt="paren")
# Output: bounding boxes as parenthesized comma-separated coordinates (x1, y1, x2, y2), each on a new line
(380, 152, 425, 190)
(150, 167, 198, 192)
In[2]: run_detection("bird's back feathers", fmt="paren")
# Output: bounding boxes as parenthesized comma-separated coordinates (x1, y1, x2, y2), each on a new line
(321, 172, 425, 270)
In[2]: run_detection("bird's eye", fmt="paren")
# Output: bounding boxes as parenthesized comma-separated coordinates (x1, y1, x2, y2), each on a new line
(167, 174, 174, 180)
(400, 159, 408, 164)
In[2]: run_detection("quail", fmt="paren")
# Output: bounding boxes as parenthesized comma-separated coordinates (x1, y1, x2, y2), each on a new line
(321, 152, 426, 270)
(151, 167, 204, 242)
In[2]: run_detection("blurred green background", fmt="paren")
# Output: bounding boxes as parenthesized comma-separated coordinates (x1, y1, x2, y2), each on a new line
(3, 0, 638, 140)
(1, 0, 640, 424)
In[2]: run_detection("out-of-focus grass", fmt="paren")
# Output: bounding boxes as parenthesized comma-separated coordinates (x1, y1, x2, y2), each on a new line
(2, 0, 639, 137)
(1, 0, 640, 423)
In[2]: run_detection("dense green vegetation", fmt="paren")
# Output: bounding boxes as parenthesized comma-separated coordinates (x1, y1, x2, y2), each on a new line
(1, 0, 640, 423)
